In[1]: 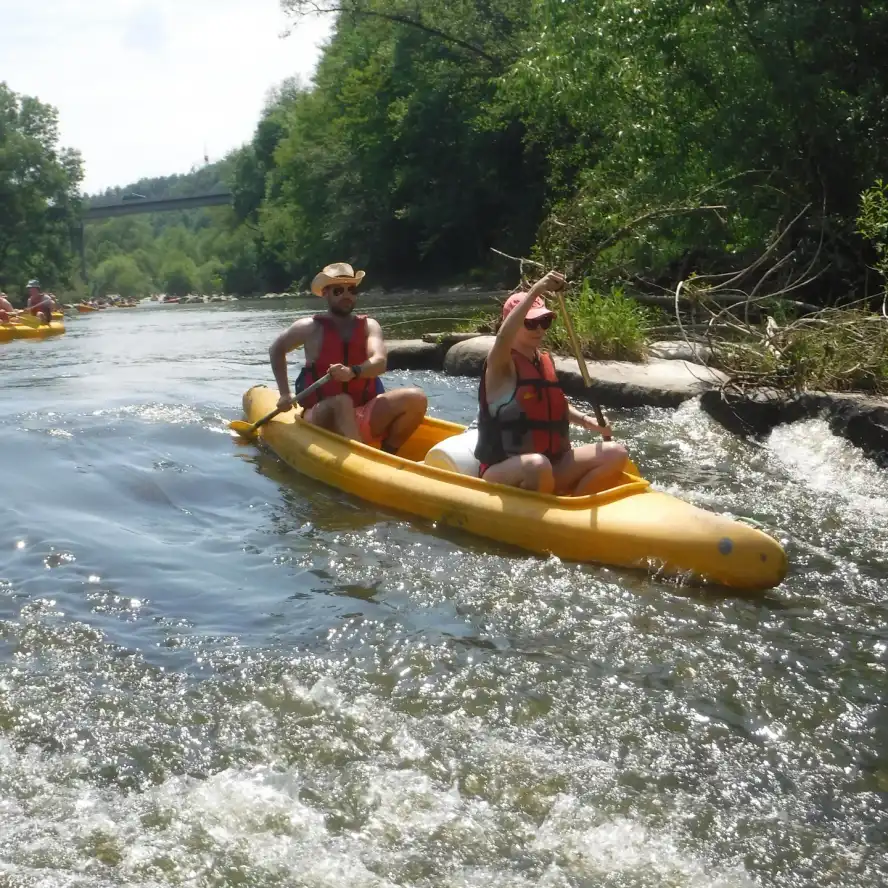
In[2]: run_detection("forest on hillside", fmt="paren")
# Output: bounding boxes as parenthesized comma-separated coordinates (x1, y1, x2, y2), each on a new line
(83, 161, 265, 299)
(5, 1, 888, 314)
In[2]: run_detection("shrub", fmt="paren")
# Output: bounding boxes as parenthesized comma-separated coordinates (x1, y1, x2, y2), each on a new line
(550, 283, 652, 362)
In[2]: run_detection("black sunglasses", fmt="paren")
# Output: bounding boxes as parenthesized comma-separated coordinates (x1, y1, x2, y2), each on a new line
(330, 285, 357, 297)
(524, 315, 553, 331)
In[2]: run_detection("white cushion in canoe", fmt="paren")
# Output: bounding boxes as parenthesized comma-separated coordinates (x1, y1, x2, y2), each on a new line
(424, 428, 481, 477)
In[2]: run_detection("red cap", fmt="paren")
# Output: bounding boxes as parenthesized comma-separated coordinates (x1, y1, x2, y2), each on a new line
(502, 292, 555, 321)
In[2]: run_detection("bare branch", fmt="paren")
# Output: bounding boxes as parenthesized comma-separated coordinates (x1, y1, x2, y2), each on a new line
(281, 0, 502, 66)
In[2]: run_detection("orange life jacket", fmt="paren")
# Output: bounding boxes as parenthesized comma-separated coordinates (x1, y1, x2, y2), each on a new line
(474, 350, 570, 465)
(295, 314, 378, 409)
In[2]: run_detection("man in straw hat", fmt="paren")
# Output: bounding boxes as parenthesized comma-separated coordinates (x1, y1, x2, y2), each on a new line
(269, 262, 427, 451)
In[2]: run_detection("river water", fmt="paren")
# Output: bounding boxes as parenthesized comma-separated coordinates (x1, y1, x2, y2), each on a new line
(1, 296, 886, 888)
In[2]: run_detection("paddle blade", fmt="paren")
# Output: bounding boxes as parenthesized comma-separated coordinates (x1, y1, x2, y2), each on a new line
(228, 419, 260, 438)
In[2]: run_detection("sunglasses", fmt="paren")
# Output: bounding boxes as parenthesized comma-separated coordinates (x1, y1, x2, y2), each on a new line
(330, 285, 356, 298)
(524, 315, 553, 331)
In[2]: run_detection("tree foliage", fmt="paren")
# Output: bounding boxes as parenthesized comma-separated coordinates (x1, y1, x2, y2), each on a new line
(507, 0, 888, 294)
(240, 0, 545, 290)
(0, 81, 83, 296)
(82, 0, 888, 303)
(92, 255, 151, 298)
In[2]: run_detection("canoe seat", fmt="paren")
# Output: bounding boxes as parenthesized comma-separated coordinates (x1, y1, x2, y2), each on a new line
(424, 428, 481, 477)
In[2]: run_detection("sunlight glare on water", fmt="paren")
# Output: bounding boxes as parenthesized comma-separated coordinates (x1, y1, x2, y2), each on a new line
(1, 300, 886, 887)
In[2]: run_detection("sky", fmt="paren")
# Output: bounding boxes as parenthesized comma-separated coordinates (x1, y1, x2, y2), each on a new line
(0, 0, 331, 194)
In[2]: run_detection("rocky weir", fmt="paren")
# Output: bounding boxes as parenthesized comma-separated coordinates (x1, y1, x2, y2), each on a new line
(386, 333, 888, 467)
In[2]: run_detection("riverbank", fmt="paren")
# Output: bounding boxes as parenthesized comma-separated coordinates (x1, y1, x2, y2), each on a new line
(387, 333, 888, 466)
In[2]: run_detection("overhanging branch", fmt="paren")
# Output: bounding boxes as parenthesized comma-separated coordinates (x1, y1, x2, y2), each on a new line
(282, 0, 502, 67)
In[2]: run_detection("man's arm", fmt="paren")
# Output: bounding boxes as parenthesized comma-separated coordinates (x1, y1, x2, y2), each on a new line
(269, 317, 314, 400)
(349, 317, 387, 379)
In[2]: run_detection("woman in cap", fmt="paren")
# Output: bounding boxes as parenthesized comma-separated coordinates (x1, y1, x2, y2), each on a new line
(474, 270, 628, 494)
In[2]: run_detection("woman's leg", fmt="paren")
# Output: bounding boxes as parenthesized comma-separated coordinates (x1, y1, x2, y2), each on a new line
(552, 442, 629, 495)
(481, 453, 555, 493)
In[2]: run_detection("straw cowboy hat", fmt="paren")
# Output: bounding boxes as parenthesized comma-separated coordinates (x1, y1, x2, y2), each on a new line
(310, 262, 366, 297)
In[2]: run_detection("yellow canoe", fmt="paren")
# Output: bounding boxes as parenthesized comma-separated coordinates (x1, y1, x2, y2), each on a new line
(0, 319, 65, 342)
(242, 386, 787, 589)
(78, 304, 97, 313)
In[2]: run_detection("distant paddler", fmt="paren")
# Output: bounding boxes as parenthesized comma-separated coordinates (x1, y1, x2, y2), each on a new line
(25, 279, 55, 324)
(0, 291, 17, 322)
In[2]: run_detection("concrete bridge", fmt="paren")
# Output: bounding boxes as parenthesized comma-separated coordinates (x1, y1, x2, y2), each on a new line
(84, 191, 233, 221)
(79, 191, 233, 278)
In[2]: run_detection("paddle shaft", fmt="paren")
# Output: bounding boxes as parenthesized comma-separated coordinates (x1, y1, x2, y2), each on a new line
(12, 312, 43, 327)
(553, 287, 612, 440)
(247, 372, 334, 433)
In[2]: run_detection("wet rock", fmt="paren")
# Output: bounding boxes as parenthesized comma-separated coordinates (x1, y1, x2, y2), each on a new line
(700, 389, 888, 468)
(824, 394, 888, 468)
(699, 389, 812, 436)
(386, 339, 445, 371)
(442, 336, 495, 376)
(554, 356, 726, 407)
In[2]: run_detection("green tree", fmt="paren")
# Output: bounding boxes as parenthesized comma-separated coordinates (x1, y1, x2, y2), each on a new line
(506, 0, 888, 293)
(92, 255, 151, 298)
(0, 82, 83, 294)
(250, 0, 540, 288)
(161, 255, 199, 297)
(198, 257, 225, 294)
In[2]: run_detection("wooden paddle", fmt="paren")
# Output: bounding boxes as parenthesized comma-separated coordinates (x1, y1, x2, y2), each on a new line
(229, 372, 333, 439)
(552, 285, 613, 442)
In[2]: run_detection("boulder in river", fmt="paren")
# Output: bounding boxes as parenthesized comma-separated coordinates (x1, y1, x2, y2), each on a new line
(386, 339, 445, 371)
(442, 336, 495, 376)
(553, 356, 726, 407)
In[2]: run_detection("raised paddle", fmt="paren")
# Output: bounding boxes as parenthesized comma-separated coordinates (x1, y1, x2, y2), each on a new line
(229, 372, 333, 440)
(552, 285, 613, 441)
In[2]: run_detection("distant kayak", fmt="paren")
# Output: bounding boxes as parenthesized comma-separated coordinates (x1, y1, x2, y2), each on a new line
(241, 385, 788, 590)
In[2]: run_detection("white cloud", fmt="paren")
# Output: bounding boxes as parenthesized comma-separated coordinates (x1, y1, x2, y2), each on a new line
(0, 0, 331, 193)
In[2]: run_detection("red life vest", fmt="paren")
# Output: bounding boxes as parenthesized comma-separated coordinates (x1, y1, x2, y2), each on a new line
(296, 314, 378, 409)
(474, 349, 571, 465)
